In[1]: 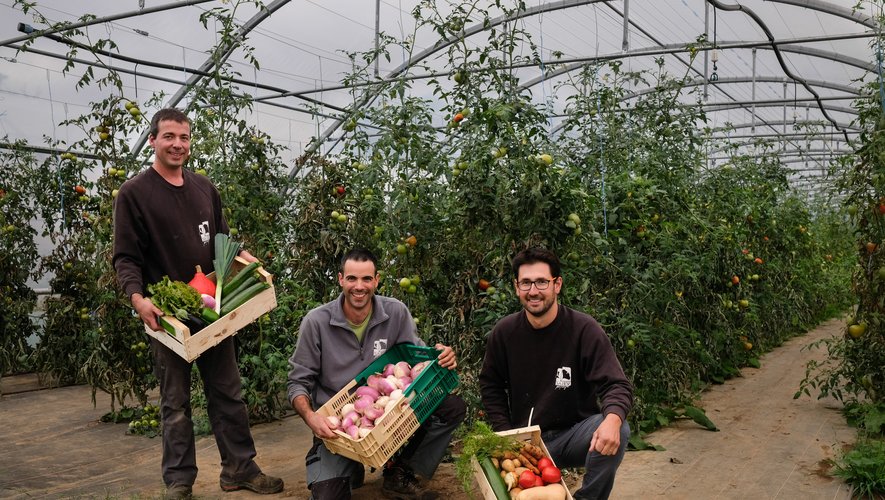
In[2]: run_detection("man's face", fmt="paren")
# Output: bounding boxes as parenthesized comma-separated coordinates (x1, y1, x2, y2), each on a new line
(514, 261, 561, 318)
(149, 119, 190, 170)
(338, 259, 379, 314)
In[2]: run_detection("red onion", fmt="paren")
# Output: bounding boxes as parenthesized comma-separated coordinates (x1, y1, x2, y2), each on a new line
(353, 395, 374, 413)
(340, 403, 355, 417)
(363, 405, 384, 421)
(393, 361, 411, 378)
(355, 386, 380, 400)
(345, 425, 360, 439)
(326, 415, 340, 430)
(410, 361, 428, 379)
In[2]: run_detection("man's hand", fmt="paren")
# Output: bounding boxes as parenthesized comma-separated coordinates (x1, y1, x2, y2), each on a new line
(589, 413, 623, 456)
(435, 343, 457, 370)
(305, 411, 338, 439)
(294, 395, 337, 439)
(132, 293, 164, 332)
(238, 249, 259, 263)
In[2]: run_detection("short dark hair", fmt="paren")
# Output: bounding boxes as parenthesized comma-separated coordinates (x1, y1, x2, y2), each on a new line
(149, 108, 190, 138)
(340, 248, 378, 273)
(512, 246, 561, 279)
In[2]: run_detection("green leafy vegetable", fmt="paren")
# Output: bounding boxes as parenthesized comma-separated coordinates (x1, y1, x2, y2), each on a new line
(454, 421, 522, 496)
(147, 276, 204, 321)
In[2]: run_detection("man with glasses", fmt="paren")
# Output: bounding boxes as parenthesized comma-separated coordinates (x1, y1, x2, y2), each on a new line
(479, 246, 633, 500)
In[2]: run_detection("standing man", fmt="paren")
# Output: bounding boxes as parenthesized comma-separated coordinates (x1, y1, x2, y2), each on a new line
(288, 248, 465, 500)
(113, 108, 283, 499)
(479, 246, 633, 500)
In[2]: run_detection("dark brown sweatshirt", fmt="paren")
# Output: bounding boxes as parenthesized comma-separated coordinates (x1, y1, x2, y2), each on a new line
(112, 167, 228, 299)
(480, 305, 633, 432)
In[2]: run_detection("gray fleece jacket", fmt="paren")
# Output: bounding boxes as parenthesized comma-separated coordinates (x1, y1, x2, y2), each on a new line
(287, 293, 425, 409)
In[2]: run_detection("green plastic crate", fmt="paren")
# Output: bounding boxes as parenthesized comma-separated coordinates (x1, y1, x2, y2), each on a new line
(354, 343, 459, 423)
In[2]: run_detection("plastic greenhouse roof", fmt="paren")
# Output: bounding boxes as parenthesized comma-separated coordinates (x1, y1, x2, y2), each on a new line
(0, 0, 881, 196)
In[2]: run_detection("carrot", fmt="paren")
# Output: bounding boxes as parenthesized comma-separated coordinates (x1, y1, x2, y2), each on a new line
(522, 443, 545, 459)
(520, 451, 540, 474)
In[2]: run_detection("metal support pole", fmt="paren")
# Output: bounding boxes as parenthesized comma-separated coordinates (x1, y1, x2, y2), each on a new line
(704, 1, 709, 100)
(622, 0, 630, 51)
(751, 48, 757, 133)
(783, 79, 787, 137)
(374, 0, 381, 79)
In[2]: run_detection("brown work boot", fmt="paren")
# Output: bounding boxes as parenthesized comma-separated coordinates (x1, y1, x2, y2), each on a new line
(163, 483, 192, 500)
(381, 466, 438, 500)
(220, 472, 284, 494)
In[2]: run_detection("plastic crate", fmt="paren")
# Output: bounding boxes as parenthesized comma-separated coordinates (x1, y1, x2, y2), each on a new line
(354, 343, 460, 423)
(317, 343, 460, 468)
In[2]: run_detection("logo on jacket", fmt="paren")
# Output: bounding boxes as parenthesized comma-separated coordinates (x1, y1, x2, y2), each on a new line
(198, 221, 210, 245)
(555, 366, 572, 390)
(373, 339, 388, 358)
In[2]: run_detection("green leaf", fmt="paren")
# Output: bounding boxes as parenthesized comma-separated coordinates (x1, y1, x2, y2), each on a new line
(682, 405, 718, 431)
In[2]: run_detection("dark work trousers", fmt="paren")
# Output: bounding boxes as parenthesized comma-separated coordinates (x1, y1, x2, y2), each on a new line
(151, 336, 261, 487)
(542, 414, 630, 500)
(306, 394, 466, 500)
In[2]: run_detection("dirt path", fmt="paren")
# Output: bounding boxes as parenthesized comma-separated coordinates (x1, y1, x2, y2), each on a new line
(0, 319, 855, 499)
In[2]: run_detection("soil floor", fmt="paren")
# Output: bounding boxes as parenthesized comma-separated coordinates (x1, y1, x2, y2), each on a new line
(0, 318, 856, 499)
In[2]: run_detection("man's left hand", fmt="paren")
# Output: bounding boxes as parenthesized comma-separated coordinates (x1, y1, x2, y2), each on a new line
(434, 343, 457, 370)
(239, 249, 259, 263)
(589, 413, 623, 456)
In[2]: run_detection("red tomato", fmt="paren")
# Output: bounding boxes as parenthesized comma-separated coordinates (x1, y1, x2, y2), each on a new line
(537, 457, 554, 470)
(541, 466, 562, 484)
(518, 470, 536, 489)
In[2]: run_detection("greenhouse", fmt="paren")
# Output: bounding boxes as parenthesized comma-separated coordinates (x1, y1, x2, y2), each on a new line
(1, 0, 883, 498)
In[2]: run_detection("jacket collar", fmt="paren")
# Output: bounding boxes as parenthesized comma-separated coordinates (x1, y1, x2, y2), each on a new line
(329, 293, 390, 330)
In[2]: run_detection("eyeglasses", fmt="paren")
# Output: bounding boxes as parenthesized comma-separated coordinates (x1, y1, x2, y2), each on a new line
(516, 278, 555, 291)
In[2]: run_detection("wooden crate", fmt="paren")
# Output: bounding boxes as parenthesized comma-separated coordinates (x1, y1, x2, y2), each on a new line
(472, 425, 574, 500)
(144, 256, 276, 362)
(316, 378, 421, 469)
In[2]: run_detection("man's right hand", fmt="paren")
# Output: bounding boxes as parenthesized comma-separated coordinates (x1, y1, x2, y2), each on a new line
(131, 293, 164, 332)
(305, 411, 338, 439)
(294, 395, 337, 439)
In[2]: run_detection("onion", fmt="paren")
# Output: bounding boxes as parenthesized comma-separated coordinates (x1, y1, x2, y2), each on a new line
(342, 410, 359, 426)
(355, 386, 380, 400)
(410, 361, 428, 379)
(326, 415, 340, 430)
(377, 377, 397, 395)
(340, 414, 355, 429)
(393, 361, 411, 378)
(386, 374, 402, 390)
(340, 403, 355, 417)
(201, 293, 216, 309)
(345, 425, 360, 439)
(363, 405, 384, 421)
(366, 374, 382, 391)
(382, 363, 396, 377)
(353, 396, 374, 413)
